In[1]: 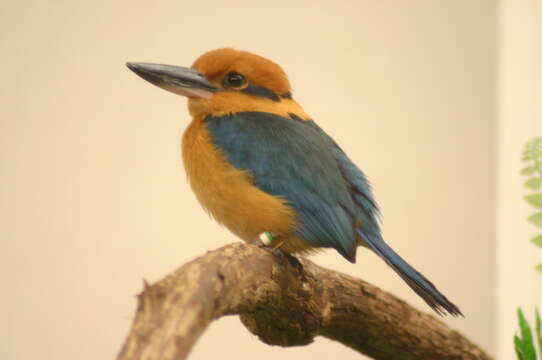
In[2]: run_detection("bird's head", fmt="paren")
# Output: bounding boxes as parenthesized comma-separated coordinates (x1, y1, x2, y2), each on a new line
(127, 48, 308, 120)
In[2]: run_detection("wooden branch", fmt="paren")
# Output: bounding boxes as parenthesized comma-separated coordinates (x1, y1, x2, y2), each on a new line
(116, 242, 491, 360)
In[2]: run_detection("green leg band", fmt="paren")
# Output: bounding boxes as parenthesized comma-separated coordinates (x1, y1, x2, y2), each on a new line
(259, 231, 274, 245)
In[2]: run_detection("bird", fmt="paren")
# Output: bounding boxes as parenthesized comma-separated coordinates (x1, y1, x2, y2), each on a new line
(126, 48, 462, 316)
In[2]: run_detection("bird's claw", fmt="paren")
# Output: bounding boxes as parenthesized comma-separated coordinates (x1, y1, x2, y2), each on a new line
(251, 232, 287, 259)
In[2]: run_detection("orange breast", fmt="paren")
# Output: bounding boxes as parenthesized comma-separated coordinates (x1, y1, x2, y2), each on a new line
(182, 117, 315, 253)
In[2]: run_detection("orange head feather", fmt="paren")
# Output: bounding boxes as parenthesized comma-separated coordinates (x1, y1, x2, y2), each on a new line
(192, 48, 291, 95)
(188, 48, 309, 120)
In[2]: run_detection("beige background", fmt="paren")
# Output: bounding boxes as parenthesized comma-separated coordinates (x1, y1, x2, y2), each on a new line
(1, 1, 496, 359)
(497, 0, 542, 358)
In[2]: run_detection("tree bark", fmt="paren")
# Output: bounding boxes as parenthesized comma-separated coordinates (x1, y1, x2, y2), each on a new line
(116, 242, 491, 360)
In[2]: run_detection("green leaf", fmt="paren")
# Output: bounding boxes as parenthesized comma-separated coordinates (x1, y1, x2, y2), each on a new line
(525, 194, 542, 208)
(523, 155, 533, 162)
(516, 308, 537, 360)
(525, 178, 542, 190)
(532, 235, 542, 248)
(528, 213, 542, 229)
(522, 166, 538, 176)
(515, 335, 525, 360)
(536, 309, 542, 358)
(536, 264, 542, 274)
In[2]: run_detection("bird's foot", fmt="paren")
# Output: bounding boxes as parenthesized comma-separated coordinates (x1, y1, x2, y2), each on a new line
(251, 232, 286, 258)
(250, 233, 304, 272)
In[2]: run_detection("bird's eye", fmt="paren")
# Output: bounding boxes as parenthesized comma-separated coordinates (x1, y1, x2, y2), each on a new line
(223, 72, 246, 88)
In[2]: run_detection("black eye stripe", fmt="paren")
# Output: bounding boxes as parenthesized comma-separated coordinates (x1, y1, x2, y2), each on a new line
(241, 84, 280, 102)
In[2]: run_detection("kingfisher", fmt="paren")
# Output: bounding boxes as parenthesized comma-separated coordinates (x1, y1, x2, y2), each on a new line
(126, 48, 462, 316)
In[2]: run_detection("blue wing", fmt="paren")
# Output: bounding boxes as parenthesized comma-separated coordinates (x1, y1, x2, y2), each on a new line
(301, 118, 381, 242)
(205, 111, 380, 262)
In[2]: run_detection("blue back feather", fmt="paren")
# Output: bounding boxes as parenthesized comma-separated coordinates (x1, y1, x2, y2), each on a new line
(302, 120, 381, 240)
(205, 111, 377, 261)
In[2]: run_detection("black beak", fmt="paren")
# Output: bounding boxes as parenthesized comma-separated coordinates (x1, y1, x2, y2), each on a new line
(126, 62, 218, 99)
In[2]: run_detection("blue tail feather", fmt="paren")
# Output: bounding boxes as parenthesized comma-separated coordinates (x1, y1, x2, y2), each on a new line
(358, 230, 463, 317)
